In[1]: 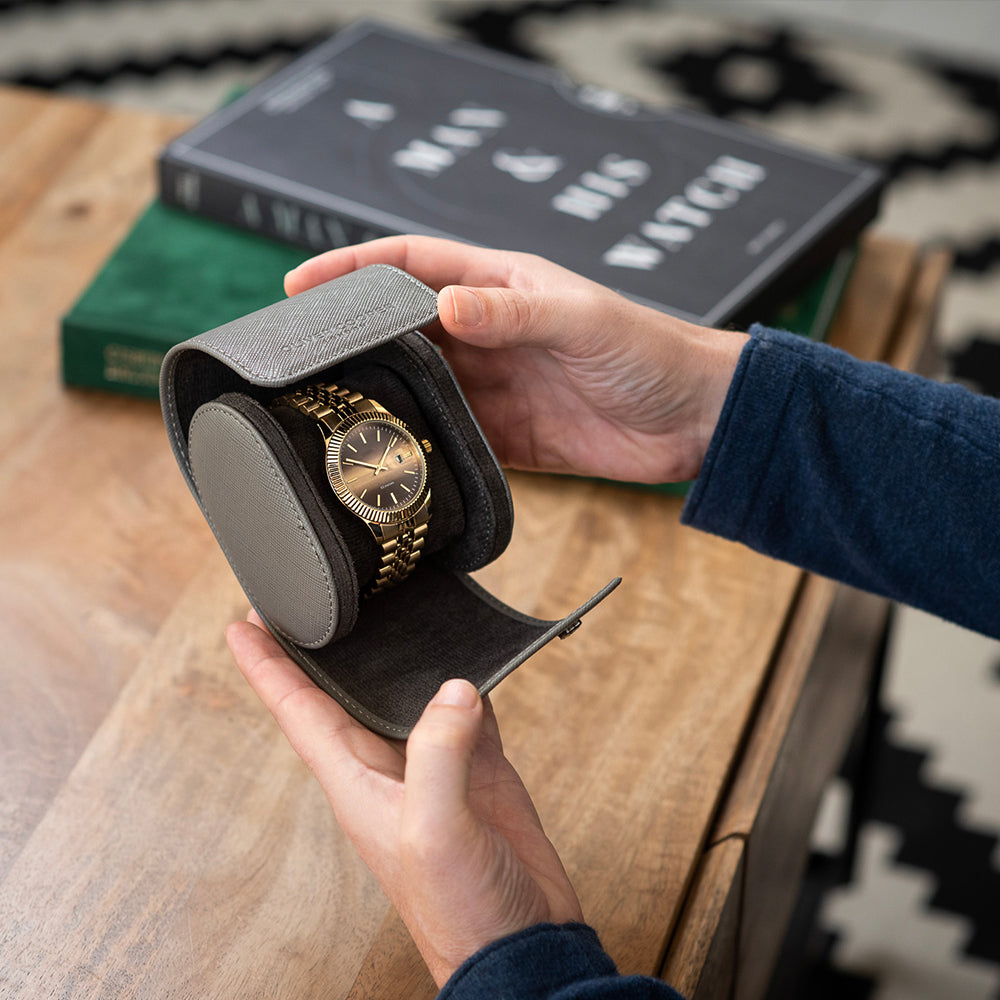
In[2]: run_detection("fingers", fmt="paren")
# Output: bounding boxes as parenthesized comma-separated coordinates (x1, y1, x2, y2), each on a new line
(284, 234, 634, 361)
(225, 619, 363, 781)
(226, 618, 317, 716)
(284, 235, 521, 296)
(403, 679, 483, 834)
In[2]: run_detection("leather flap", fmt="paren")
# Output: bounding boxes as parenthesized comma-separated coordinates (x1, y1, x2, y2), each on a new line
(165, 263, 437, 388)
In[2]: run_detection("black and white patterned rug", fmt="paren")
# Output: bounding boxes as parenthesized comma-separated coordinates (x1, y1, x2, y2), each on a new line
(3, 2, 997, 997)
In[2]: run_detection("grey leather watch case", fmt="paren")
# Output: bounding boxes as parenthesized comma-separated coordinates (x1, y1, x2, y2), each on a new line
(161, 264, 618, 737)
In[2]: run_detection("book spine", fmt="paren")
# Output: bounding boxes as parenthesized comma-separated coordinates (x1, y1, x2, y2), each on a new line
(158, 153, 393, 251)
(61, 322, 170, 399)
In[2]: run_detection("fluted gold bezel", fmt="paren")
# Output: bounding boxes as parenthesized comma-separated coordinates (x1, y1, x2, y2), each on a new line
(324, 412, 428, 525)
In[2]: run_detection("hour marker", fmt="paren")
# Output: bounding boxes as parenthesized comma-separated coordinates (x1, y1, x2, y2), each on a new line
(402, 483, 412, 494)
(376, 494, 382, 507)
(376, 427, 381, 441)
(390, 493, 398, 505)
(359, 431, 367, 444)
(360, 488, 368, 499)
(347, 443, 357, 452)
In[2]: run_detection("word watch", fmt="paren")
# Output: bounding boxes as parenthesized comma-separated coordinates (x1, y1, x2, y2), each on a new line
(271, 383, 432, 595)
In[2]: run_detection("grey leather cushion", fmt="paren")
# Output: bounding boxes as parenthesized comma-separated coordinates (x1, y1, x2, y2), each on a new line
(189, 393, 358, 647)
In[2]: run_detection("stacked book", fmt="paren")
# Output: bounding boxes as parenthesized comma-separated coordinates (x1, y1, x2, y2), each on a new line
(61, 20, 881, 398)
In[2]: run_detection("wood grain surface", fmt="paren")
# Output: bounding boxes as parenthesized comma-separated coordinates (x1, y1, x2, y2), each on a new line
(661, 245, 948, 1000)
(0, 89, 217, 889)
(0, 551, 389, 997)
(0, 87, 944, 999)
(660, 836, 744, 1000)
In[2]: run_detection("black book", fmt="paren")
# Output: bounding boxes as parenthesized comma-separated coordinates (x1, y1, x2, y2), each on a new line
(158, 20, 882, 327)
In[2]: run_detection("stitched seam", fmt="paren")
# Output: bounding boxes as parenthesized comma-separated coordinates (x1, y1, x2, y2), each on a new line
(202, 320, 422, 379)
(455, 572, 554, 627)
(370, 262, 439, 301)
(189, 403, 336, 647)
(200, 266, 438, 380)
(281, 645, 410, 739)
(396, 336, 501, 568)
(164, 358, 192, 481)
(166, 268, 437, 468)
(189, 408, 410, 738)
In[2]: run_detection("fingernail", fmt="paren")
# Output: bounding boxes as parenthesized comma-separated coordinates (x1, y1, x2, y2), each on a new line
(448, 286, 484, 328)
(435, 678, 479, 709)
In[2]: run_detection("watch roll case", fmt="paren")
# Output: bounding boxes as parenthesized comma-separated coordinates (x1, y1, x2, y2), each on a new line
(161, 264, 619, 737)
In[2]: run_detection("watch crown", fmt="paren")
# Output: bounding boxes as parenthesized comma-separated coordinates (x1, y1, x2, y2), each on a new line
(421, 438, 433, 454)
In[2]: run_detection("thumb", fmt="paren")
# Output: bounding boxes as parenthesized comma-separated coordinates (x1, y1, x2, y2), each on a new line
(438, 284, 594, 353)
(403, 679, 483, 837)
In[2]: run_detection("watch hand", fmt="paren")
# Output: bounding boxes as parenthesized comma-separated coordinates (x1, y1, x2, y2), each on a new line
(374, 439, 394, 475)
(342, 459, 381, 471)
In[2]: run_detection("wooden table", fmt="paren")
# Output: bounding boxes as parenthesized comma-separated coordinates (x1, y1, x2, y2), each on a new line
(0, 87, 949, 1000)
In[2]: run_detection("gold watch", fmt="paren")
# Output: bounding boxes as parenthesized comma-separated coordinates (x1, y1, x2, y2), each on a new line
(271, 383, 432, 595)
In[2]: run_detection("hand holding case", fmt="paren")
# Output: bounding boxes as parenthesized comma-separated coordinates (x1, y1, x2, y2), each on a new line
(161, 264, 618, 737)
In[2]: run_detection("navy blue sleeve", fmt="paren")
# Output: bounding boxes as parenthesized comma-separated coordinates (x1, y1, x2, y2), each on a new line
(682, 325, 1000, 639)
(438, 923, 685, 1000)
(435, 327, 1000, 1000)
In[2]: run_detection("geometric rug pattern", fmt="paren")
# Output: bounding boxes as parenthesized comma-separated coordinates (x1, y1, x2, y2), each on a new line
(770, 607, 1000, 1000)
(2, 2, 997, 997)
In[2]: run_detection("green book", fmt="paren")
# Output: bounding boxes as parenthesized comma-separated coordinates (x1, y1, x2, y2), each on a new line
(61, 200, 310, 398)
(763, 244, 857, 345)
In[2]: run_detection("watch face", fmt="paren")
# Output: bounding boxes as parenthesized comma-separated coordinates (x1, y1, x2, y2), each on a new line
(326, 413, 428, 523)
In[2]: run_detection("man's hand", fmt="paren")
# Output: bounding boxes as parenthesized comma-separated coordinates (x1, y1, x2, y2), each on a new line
(286, 236, 747, 484)
(226, 612, 583, 988)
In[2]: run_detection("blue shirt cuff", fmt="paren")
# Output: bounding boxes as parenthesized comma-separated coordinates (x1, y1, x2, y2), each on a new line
(438, 922, 685, 999)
